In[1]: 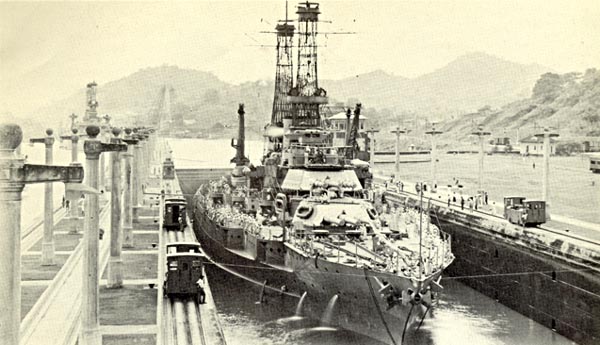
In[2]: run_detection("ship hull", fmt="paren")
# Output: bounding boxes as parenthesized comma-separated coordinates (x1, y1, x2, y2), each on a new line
(193, 210, 439, 344)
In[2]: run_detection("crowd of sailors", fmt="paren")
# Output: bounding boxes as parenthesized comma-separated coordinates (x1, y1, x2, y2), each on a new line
(196, 176, 453, 279)
(383, 175, 495, 213)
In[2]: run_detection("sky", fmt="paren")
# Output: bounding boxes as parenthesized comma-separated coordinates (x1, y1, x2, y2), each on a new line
(1, 0, 599, 118)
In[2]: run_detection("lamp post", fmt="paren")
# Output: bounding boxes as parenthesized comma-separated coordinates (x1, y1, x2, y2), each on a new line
(471, 125, 491, 193)
(535, 127, 559, 219)
(121, 129, 138, 248)
(60, 128, 82, 233)
(390, 127, 406, 175)
(425, 125, 443, 192)
(81, 125, 126, 345)
(365, 128, 379, 172)
(132, 130, 142, 222)
(0, 123, 83, 345)
(29, 129, 56, 265)
(107, 127, 124, 288)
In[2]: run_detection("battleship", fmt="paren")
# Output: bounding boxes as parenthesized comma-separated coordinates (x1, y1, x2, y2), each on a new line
(191, 2, 454, 343)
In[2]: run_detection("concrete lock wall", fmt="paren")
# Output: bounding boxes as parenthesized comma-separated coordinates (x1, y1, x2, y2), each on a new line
(385, 191, 600, 345)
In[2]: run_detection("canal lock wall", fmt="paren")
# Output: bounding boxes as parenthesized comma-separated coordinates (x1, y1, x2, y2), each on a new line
(384, 190, 600, 345)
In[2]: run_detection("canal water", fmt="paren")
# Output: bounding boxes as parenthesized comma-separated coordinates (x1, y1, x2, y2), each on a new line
(169, 138, 578, 345)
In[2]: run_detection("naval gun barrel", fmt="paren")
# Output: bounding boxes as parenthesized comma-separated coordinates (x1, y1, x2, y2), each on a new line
(338, 214, 359, 226)
(323, 215, 346, 226)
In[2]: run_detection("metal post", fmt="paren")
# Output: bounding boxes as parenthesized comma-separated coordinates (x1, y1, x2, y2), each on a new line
(390, 127, 406, 175)
(367, 128, 379, 171)
(1, 123, 83, 345)
(81, 125, 126, 344)
(472, 126, 490, 193)
(122, 129, 138, 248)
(30, 129, 56, 265)
(108, 128, 123, 288)
(535, 128, 559, 218)
(425, 126, 443, 192)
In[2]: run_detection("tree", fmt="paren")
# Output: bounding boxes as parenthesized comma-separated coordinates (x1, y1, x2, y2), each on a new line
(532, 73, 564, 102)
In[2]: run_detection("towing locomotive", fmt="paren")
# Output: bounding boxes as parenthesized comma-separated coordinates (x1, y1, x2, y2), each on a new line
(163, 242, 206, 304)
(503, 196, 546, 226)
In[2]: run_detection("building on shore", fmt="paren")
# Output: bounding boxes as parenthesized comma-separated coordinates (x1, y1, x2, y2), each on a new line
(519, 135, 557, 156)
(327, 111, 368, 147)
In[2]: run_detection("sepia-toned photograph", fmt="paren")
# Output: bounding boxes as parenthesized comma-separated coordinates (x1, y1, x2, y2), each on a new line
(0, 1, 598, 345)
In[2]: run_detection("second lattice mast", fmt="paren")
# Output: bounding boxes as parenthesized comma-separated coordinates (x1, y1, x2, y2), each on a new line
(286, 2, 328, 128)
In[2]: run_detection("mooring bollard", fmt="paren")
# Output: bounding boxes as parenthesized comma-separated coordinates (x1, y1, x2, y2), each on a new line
(61, 128, 83, 234)
(81, 125, 126, 345)
(108, 127, 124, 288)
(0, 123, 84, 345)
(121, 129, 138, 248)
(30, 129, 57, 265)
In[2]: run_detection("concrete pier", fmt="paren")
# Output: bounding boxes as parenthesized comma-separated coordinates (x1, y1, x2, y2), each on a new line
(30, 129, 56, 265)
(0, 123, 83, 345)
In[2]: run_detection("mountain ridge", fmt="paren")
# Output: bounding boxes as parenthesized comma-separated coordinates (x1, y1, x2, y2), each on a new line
(27, 52, 553, 135)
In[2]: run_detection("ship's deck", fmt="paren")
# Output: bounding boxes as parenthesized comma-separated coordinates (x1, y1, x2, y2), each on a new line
(255, 225, 284, 241)
(288, 230, 445, 278)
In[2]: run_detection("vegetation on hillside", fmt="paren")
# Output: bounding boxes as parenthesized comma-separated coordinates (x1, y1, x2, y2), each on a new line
(439, 68, 600, 149)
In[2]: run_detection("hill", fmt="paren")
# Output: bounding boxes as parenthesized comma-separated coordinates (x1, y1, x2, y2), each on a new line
(28, 52, 552, 138)
(440, 68, 600, 149)
(323, 52, 550, 118)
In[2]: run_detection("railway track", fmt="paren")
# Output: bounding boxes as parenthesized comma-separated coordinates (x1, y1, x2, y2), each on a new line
(160, 210, 206, 345)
